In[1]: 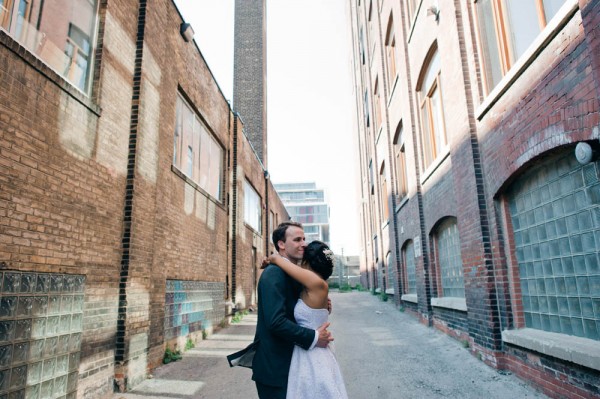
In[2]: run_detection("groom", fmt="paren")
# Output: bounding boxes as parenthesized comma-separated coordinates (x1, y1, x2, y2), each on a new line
(252, 221, 333, 399)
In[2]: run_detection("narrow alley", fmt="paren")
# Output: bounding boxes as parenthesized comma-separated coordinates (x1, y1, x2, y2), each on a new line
(114, 291, 548, 399)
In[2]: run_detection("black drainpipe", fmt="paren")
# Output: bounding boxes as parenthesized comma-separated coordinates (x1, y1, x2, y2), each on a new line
(115, 0, 147, 368)
(230, 114, 239, 310)
(264, 170, 269, 255)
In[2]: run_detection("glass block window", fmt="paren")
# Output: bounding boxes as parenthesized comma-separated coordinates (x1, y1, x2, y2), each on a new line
(164, 280, 226, 340)
(403, 241, 416, 294)
(508, 153, 600, 340)
(386, 252, 395, 293)
(0, 272, 85, 399)
(436, 219, 465, 298)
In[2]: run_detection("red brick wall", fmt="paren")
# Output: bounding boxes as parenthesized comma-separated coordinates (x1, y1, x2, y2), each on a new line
(0, 0, 289, 395)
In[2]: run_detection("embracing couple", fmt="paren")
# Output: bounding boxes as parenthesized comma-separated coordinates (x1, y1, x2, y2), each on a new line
(252, 221, 348, 399)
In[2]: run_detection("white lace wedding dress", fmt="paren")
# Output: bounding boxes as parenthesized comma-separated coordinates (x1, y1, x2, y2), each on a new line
(287, 299, 348, 399)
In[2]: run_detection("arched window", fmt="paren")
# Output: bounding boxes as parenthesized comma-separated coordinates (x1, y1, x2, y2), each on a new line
(386, 251, 395, 294)
(434, 218, 465, 298)
(379, 162, 389, 222)
(417, 49, 447, 171)
(393, 123, 408, 200)
(403, 241, 417, 294)
(384, 14, 397, 92)
(373, 77, 382, 131)
(506, 151, 600, 340)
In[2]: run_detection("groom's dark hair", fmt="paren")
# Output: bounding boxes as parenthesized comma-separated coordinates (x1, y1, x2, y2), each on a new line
(272, 221, 303, 249)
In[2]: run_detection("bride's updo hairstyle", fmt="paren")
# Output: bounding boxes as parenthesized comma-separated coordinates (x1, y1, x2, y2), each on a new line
(303, 241, 334, 280)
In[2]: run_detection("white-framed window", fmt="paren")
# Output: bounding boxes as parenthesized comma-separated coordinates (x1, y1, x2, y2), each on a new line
(406, 0, 421, 23)
(393, 123, 408, 200)
(173, 94, 224, 202)
(244, 180, 262, 233)
(0, 0, 99, 94)
(418, 50, 447, 171)
(384, 14, 397, 93)
(373, 77, 382, 131)
(379, 162, 389, 223)
(435, 219, 465, 298)
(475, 0, 568, 93)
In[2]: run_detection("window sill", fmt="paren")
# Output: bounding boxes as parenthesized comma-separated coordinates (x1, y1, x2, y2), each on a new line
(395, 195, 408, 213)
(431, 297, 467, 312)
(502, 328, 600, 372)
(244, 223, 262, 237)
(387, 75, 399, 107)
(420, 148, 450, 185)
(0, 30, 101, 116)
(475, 0, 579, 120)
(401, 294, 418, 303)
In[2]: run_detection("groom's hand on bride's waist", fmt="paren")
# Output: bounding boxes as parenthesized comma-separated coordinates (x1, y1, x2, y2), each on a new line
(316, 322, 334, 348)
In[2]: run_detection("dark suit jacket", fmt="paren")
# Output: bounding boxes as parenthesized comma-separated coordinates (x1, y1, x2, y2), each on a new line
(251, 264, 315, 387)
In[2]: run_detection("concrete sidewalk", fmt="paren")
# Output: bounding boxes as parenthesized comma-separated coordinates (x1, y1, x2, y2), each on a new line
(112, 314, 259, 399)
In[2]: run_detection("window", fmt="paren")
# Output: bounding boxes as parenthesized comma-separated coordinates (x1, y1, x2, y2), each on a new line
(406, 0, 421, 23)
(476, 0, 568, 93)
(369, 160, 375, 194)
(386, 252, 395, 293)
(384, 15, 397, 92)
(373, 77, 382, 131)
(507, 152, 600, 340)
(359, 28, 366, 65)
(363, 90, 370, 128)
(287, 204, 329, 225)
(393, 123, 408, 200)
(435, 219, 465, 298)
(173, 95, 224, 202)
(269, 210, 274, 241)
(403, 241, 417, 294)
(418, 50, 447, 171)
(1, 0, 99, 94)
(64, 23, 91, 91)
(244, 180, 262, 233)
(379, 162, 389, 222)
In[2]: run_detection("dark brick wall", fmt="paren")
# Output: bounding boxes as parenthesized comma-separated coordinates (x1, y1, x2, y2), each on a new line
(504, 343, 600, 399)
(352, 0, 600, 398)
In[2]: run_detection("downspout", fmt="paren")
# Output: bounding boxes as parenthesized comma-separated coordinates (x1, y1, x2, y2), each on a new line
(230, 113, 239, 311)
(264, 170, 269, 255)
(115, 0, 147, 388)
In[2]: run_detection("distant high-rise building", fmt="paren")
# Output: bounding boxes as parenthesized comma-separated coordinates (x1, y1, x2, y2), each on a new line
(233, 0, 268, 166)
(274, 182, 330, 245)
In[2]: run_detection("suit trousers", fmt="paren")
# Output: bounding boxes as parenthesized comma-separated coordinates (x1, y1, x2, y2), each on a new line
(256, 381, 287, 399)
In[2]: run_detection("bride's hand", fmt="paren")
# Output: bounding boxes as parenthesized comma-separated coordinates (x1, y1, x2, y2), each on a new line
(260, 257, 270, 269)
(267, 252, 281, 265)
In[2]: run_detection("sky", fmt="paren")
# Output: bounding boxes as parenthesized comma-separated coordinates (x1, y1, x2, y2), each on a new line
(174, 0, 360, 256)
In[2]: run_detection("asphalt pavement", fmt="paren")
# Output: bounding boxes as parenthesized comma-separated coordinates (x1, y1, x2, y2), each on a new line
(112, 291, 548, 399)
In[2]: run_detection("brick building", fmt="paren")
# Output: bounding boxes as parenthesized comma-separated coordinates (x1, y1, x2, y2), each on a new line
(0, 0, 286, 397)
(349, 0, 599, 398)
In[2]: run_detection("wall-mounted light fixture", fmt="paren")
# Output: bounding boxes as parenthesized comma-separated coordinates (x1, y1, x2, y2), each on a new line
(180, 22, 194, 42)
(575, 141, 598, 165)
(427, 4, 440, 22)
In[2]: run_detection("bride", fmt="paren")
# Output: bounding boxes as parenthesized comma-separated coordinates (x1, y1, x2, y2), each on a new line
(266, 240, 348, 399)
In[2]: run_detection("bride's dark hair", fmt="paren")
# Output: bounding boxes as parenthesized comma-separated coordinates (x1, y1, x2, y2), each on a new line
(303, 241, 334, 280)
